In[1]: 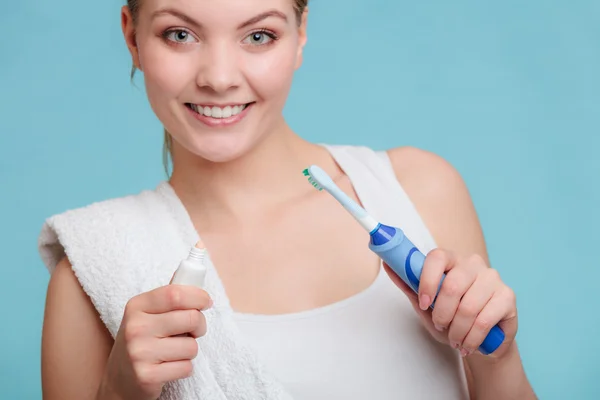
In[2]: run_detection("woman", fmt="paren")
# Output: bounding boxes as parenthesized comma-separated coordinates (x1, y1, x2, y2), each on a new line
(40, 0, 537, 399)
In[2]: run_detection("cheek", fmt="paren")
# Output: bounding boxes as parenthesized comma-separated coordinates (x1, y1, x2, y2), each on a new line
(245, 44, 298, 103)
(138, 39, 195, 102)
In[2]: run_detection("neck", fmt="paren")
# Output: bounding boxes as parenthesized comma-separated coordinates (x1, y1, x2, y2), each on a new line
(168, 123, 334, 228)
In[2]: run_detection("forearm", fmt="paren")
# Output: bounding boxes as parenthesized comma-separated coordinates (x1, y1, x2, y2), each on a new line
(96, 380, 124, 400)
(465, 342, 536, 400)
(94, 361, 128, 400)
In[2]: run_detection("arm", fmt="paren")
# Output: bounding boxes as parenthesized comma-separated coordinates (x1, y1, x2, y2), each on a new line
(42, 256, 115, 399)
(387, 146, 536, 400)
(42, 255, 211, 400)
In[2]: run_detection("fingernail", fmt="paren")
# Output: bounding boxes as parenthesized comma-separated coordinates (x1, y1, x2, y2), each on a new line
(204, 298, 213, 310)
(434, 324, 445, 332)
(419, 295, 431, 310)
(451, 342, 460, 349)
(460, 348, 469, 357)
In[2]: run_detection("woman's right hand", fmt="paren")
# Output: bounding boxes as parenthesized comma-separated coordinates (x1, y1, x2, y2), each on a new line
(98, 284, 213, 400)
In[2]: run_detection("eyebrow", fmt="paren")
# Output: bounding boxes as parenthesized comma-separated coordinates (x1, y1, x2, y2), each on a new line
(239, 10, 288, 29)
(152, 9, 288, 30)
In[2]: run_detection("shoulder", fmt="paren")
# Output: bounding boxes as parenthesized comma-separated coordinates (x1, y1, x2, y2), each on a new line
(384, 146, 488, 259)
(38, 182, 177, 274)
(385, 146, 469, 202)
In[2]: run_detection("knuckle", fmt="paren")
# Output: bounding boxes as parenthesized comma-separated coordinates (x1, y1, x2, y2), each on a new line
(474, 316, 492, 332)
(124, 296, 140, 315)
(136, 365, 157, 387)
(431, 309, 450, 327)
(502, 287, 517, 308)
(441, 278, 462, 298)
(467, 253, 485, 266)
(127, 342, 147, 362)
(124, 320, 147, 342)
(431, 316, 445, 328)
(166, 285, 183, 309)
(503, 286, 516, 302)
(458, 301, 480, 318)
(485, 267, 500, 281)
(428, 248, 449, 265)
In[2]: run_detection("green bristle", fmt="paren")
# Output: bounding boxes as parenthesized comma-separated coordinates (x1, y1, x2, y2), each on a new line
(309, 179, 323, 191)
(302, 168, 323, 191)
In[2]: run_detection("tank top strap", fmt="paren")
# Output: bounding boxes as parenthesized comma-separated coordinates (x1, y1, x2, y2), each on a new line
(323, 144, 438, 254)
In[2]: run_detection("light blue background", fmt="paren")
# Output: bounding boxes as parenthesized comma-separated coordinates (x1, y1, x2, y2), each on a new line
(1, 0, 598, 398)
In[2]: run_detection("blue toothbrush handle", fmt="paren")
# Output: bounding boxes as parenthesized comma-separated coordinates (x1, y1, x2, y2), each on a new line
(369, 224, 505, 355)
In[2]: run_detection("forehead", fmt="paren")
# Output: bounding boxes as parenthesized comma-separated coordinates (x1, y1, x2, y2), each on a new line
(141, 0, 297, 24)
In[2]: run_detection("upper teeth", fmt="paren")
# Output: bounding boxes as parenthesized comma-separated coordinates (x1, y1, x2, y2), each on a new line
(190, 104, 248, 118)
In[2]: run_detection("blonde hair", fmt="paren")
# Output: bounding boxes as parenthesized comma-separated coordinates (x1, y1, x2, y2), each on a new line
(126, 0, 309, 176)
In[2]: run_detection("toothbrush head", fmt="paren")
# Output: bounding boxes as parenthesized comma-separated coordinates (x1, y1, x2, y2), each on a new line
(303, 165, 335, 192)
(302, 164, 380, 233)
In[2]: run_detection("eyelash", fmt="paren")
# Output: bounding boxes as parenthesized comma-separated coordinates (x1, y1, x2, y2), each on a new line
(247, 28, 279, 45)
(160, 28, 280, 47)
(161, 28, 195, 45)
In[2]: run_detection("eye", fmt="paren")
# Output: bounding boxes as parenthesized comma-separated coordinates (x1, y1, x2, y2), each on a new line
(243, 30, 277, 46)
(164, 29, 197, 44)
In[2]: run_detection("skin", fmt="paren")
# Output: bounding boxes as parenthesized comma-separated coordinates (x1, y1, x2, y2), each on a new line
(41, 0, 537, 399)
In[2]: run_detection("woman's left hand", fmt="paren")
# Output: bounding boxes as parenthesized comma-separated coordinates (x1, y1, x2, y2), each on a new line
(383, 248, 518, 360)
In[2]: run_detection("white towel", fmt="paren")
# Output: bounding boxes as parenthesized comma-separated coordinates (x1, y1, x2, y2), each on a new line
(38, 182, 293, 400)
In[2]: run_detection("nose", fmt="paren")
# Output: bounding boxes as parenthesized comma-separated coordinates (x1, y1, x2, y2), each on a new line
(196, 40, 241, 94)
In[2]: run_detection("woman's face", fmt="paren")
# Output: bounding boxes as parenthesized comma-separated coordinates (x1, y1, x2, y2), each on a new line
(122, 0, 307, 162)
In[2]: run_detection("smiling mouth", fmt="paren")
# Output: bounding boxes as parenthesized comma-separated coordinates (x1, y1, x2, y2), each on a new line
(185, 102, 254, 119)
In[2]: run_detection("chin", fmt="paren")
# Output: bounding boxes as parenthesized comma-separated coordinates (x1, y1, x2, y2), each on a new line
(185, 133, 260, 164)
(166, 102, 280, 164)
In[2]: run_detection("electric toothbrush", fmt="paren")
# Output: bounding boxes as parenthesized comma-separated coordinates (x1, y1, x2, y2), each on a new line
(303, 165, 505, 355)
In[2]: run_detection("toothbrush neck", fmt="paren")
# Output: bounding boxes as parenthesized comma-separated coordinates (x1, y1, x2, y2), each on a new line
(326, 188, 380, 233)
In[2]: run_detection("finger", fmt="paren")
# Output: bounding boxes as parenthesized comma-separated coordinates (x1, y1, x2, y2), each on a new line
(461, 286, 518, 355)
(134, 285, 212, 314)
(153, 309, 207, 338)
(156, 337, 199, 362)
(431, 266, 477, 332)
(129, 336, 199, 364)
(418, 249, 457, 310)
(446, 270, 496, 350)
(147, 360, 194, 383)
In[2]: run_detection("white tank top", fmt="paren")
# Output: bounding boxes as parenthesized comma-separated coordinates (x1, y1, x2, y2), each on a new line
(233, 145, 469, 399)
(38, 144, 469, 399)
